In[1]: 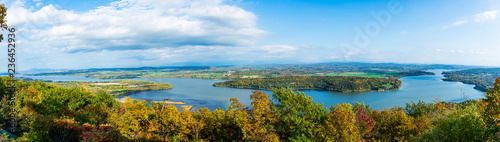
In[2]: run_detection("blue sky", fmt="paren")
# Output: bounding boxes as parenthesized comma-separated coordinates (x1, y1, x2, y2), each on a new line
(1, 0, 499, 71)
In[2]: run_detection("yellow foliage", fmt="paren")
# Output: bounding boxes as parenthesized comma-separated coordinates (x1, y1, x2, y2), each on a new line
(324, 103, 360, 141)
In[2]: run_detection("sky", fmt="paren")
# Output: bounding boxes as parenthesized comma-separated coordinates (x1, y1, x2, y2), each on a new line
(0, 0, 499, 71)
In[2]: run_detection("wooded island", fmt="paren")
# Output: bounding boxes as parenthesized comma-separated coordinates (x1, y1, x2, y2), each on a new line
(213, 76, 402, 92)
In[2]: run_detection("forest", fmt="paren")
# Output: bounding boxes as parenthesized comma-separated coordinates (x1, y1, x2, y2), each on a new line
(443, 68, 500, 91)
(3, 76, 500, 141)
(213, 76, 402, 92)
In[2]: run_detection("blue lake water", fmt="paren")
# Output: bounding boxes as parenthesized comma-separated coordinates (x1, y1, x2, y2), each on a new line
(20, 69, 485, 110)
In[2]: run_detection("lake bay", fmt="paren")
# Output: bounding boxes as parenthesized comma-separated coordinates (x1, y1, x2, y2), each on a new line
(20, 70, 485, 110)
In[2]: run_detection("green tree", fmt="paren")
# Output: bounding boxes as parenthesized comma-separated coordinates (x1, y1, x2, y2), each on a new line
(272, 88, 327, 141)
(421, 104, 489, 141)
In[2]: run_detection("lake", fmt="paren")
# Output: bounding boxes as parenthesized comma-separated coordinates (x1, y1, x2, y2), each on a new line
(20, 69, 485, 110)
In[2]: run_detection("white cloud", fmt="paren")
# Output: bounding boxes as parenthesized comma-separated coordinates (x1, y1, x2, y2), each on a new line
(434, 48, 485, 55)
(400, 31, 409, 34)
(469, 51, 486, 55)
(474, 10, 498, 21)
(452, 20, 469, 26)
(8, 0, 267, 53)
(3, 0, 339, 70)
(15, 43, 335, 70)
(328, 55, 339, 59)
(260, 45, 298, 54)
(448, 10, 498, 27)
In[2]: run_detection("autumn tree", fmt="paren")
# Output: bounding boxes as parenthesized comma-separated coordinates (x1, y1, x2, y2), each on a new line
(245, 91, 279, 141)
(484, 77, 500, 125)
(148, 102, 191, 141)
(109, 97, 153, 140)
(355, 106, 375, 140)
(199, 98, 249, 141)
(0, 4, 6, 35)
(190, 108, 206, 141)
(371, 107, 417, 141)
(323, 103, 360, 141)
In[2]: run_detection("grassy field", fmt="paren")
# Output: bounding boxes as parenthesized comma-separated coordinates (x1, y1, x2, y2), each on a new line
(241, 75, 259, 78)
(378, 84, 394, 88)
(147, 72, 172, 76)
(190, 73, 225, 78)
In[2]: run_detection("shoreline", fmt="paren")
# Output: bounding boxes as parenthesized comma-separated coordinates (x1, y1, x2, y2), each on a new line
(116, 98, 186, 105)
(180, 105, 194, 111)
(115, 98, 193, 111)
(441, 79, 488, 92)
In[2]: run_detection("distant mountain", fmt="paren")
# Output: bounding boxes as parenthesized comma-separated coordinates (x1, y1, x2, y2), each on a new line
(22, 66, 215, 76)
(24, 68, 62, 72)
(19, 62, 490, 76)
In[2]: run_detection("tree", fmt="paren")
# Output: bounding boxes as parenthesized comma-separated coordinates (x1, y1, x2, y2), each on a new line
(75, 103, 111, 125)
(371, 107, 417, 141)
(190, 108, 206, 141)
(0, 4, 7, 42)
(355, 106, 375, 140)
(149, 102, 190, 141)
(484, 77, 500, 125)
(109, 97, 152, 140)
(246, 91, 279, 141)
(0, 6, 11, 132)
(421, 104, 489, 141)
(405, 100, 434, 118)
(199, 98, 249, 141)
(272, 88, 327, 141)
(323, 103, 360, 141)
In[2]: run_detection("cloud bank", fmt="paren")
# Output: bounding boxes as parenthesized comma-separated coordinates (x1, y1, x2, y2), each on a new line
(8, 0, 267, 52)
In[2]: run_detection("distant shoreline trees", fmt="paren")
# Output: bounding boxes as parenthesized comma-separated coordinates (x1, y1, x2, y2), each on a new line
(442, 68, 500, 92)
